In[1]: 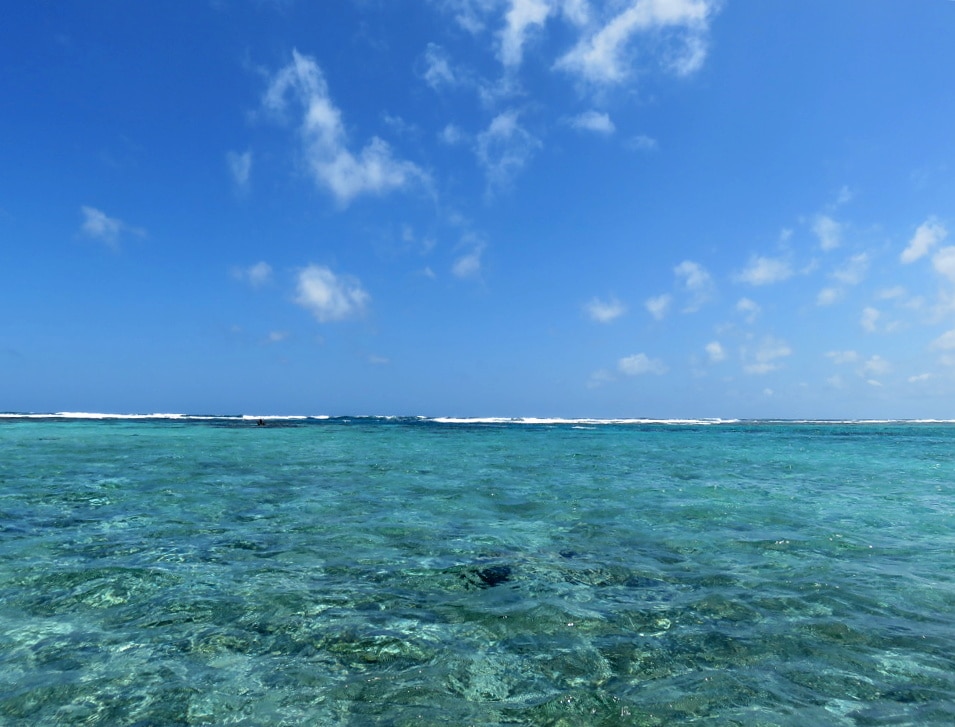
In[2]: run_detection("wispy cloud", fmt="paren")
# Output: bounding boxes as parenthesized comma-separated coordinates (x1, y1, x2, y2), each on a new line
(440, 123, 467, 145)
(931, 328, 955, 351)
(736, 297, 760, 323)
(813, 214, 842, 251)
(618, 352, 667, 376)
(861, 354, 891, 377)
(674, 259, 715, 311)
(79, 206, 143, 250)
(475, 110, 541, 189)
(705, 340, 726, 363)
(931, 245, 955, 283)
(735, 255, 793, 286)
(232, 261, 273, 288)
(227, 150, 252, 189)
(860, 306, 880, 333)
(294, 264, 370, 322)
(742, 336, 792, 375)
(645, 293, 672, 320)
(586, 367, 616, 388)
(585, 296, 626, 323)
(625, 134, 658, 151)
(452, 235, 486, 279)
(901, 217, 946, 264)
(559, 0, 590, 26)
(826, 350, 859, 365)
(264, 50, 427, 206)
(817, 252, 869, 306)
(422, 43, 457, 89)
(436, 0, 499, 34)
(833, 252, 869, 286)
(499, 0, 552, 68)
(816, 287, 841, 306)
(555, 0, 718, 86)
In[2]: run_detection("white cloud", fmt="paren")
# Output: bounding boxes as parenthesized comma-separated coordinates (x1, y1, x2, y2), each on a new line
(645, 293, 672, 320)
(743, 336, 791, 375)
(878, 286, 906, 300)
(674, 259, 714, 311)
(818, 252, 869, 305)
(735, 255, 793, 286)
(826, 350, 859, 365)
(816, 287, 841, 306)
(860, 306, 880, 333)
(618, 352, 667, 376)
(587, 368, 616, 388)
(932, 246, 955, 283)
(559, 0, 590, 26)
(931, 328, 955, 351)
(227, 150, 252, 189)
(568, 110, 615, 135)
(381, 113, 418, 137)
(437, 0, 499, 33)
(294, 264, 370, 322)
(736, 297, 760, 323)
(861, 355, 891, 377)
(625, 134, 659, 151)
(452, 237, 486, 278)
(676, 259, 710, 288)
(901, 217, 947, 264)
(833, 252, 869, 286)
(705, 341, 725, 363)
(440, 124, 467, 145)
(423, 43, 457, 89)
(267, 330, 289, 343)
(264, 50, 426, 206)
(79, 206, 144, 250)
(499, 0, 553, 67)
(476, 110, 542, 188)
(908, 373, 932, 383)
(233, 261, 273, 288)
(437, 0, 586, 37)
(813, 214, 842, 251)
(585, 296, 626, 323)
(555, 0, 717, 85)
(80, 206, 124, 248)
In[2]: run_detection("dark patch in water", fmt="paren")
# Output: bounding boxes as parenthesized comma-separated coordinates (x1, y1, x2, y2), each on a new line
(458, 563, 513, 589)
(476, 564, 512, 587)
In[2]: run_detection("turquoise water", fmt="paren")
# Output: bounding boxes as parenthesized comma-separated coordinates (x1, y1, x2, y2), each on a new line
(1, 416, 954, 725)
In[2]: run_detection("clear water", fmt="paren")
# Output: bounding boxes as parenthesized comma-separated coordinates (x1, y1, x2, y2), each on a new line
(1, 417, 954, 725)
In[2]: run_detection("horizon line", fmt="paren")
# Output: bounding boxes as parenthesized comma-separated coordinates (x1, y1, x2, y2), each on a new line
(3, 412, 955, 425)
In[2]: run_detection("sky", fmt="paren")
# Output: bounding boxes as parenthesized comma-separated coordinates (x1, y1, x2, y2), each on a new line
(2, 0, 955, 419)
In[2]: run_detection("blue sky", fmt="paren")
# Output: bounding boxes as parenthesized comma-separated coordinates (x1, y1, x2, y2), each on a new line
(3, 1, 955, 418)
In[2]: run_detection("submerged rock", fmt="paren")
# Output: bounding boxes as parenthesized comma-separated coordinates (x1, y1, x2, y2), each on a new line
(457, 563, 513, 589)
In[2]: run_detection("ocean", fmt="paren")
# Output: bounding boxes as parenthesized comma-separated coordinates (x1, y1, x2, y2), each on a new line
(1, 415, 953, 725)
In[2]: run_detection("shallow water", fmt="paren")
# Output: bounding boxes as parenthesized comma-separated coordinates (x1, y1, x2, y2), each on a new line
(1, 417, 954, 725)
